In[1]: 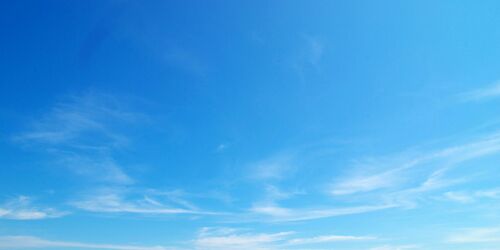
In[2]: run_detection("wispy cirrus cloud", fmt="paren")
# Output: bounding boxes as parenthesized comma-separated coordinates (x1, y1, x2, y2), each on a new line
(0, 229, 376, 250)
(0, 196, 66, 220)
(0, 236, 167, 250)
(194, 227, 374, 250)
(237, 130, 500, 224)
(330, 170, 401, 196)
(291, 34, 325, 78)
(71, 187, 213, 216)
(303, 35, 324, 67)
(442, 191, 476, 203)
(446, 227, 500, 243)
(194, 229, 292, 250)
(369, 245, 419, 250)
(329, 131, 500, 203)
(287, 234, 376, 245)
(248, 203, 395, 222)
(442, 188, 500, 204)
(56, 154, 134, 185)
(248, 153, 296, 181)
(459, 81, 500, 101)
(14, 90, 146, 185)
(15, 91, 141, 146)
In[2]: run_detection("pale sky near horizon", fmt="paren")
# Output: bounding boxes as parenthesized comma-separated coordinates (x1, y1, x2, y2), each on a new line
(2, 1, 500, 250)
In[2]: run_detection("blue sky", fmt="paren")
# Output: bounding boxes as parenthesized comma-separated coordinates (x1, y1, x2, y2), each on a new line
(2, 1, 500, 249)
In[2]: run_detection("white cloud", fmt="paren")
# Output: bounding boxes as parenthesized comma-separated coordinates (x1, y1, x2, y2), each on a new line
(287, 234, 375, 245)
(0, 231, 376, 250)
(330, 131, 500, 199)
(0, 236, 167, 250)
(71, 188, 211, 216)
(329, 152, 430, 196)
(459, 81, 500, 101)
(250, 204, 293, 218)
(330, 170, 399, 195)
(194, 227, 374, 250)
(442, 188, 500, 204)
(15, 91, 141, 146)
(443, 191, 475, 203)
(369, 245, 419, 250)
(381, 169, 464, 209)
(264, 185, 302, 201)
(194, 229, 292, 250)
(304, 35, 324, 66)
(447, 227, 500, 243)
(57, 154, 134, 185)
(476, 188, 500, 199)
(248, 203, 395, 222)
(291, 35, 325, 78)
(0, 196, 66, 220)
(14, 91, 145, 185)
(249, 186, 305, 216)
(240, 130, 500, 225)
(197, 227, 242, 238)
(249, 153, 295, 181)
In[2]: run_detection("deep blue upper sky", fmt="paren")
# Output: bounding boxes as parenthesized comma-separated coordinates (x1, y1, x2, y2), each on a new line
(2, 1, 500, 250)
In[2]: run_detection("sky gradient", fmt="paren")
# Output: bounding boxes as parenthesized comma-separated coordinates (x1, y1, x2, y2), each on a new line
(2, 1, 500, 250)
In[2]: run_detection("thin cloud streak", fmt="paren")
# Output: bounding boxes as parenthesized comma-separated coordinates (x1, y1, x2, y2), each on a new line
(57, 154, 134, 185)
(442, 188, 500, 204)
(287, 234, 376, 245)
(0, 236, 167, 250)
(193, 227, 374, 250)
(291, 34, 325, 79)
(248, 203, 396, 222)
(248, 153, 296, 181)
(447, 227, 500, 243)
(369, 245, 419, 250)
(0, 196, 66, 220)
(330, 131, 500, 197)
(459, 81, 500, 101)
(14, 91, 146, 185)
(15, 91, 141, 147)
(194, 231, 292, 250)
(237, 131, 500, 224)
(71, 188, 216, 216)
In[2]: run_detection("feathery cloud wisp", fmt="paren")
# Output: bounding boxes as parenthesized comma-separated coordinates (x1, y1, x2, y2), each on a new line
(195, 232, 292, 250)
(291, 34, 325, 78)
(71, 188, 212, 216)
(330, 131, 500, 199)
(442, 188, 500, 204)
(249, 153, 296, 181)
(459, 81, 500, 101)
(15, 91, 141, 146)
(0, 236, 167, 250)
(248, 203, 395, 222)
(194, 227, 292, 250)
(14, 91, 145, 185)
(447, 227, 500, 243)
(369, 245, 419, 250)
(0, 196, 66, 220)
(287, 235, 376, 245)
(194, 227, 375, 250)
